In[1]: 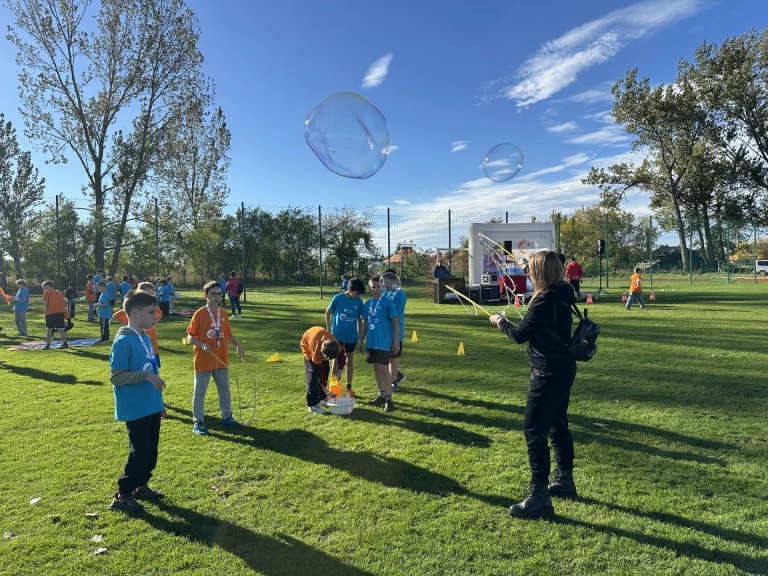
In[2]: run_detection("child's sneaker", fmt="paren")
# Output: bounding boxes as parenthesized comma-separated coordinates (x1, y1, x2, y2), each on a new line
(42, 344, 50, 350)
(308, 404, 329, 415)
(61, 342, 69, 349)
(384, 398, 395, 412)
(221, 415, 242, 428)
(346, 388, 356, 398)
(395, 371, 406, 384)
(391, 382, 399, 393)
(132, 485, 165, 501)
(192, 421, 209, 436)
(368, 395, 387, 406)
(109, 494, 144, 515)
(229, 314, 237, 320)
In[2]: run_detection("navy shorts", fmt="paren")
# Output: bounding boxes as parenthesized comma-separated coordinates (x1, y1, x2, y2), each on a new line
(366, 349, 390, 365)
(45, 313, 66, 329)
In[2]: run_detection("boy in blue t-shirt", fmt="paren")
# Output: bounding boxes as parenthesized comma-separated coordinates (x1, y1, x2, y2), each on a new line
(119, 275, 133, 305)
(325, 277, 366, 397)
(382, 270, 408, 392)
(166, 276, 176, 315)
(13, 279, 29, 336)
(97, 281, 112, 342)
(109, 290, 165, 515)
(156, 279, 170, 317)
(105, 276, 117, 307)
(360, 275, 399, 412)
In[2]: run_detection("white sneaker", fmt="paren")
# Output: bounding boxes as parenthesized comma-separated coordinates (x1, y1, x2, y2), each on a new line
(229, 314, 237, 319)
(237, 314, 242, 317)
(308, 404, 329, 415)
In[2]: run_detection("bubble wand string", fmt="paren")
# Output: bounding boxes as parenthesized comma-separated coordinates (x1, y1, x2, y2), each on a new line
(443, 285, 493, 317)
(478, 232, 522, 265)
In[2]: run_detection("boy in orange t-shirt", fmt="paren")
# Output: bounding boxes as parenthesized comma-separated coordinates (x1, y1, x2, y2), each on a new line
(113, 282, 163, 366)
(625, 267, 648, 310)
(185, 281, 245, 436)
(85, 274, 97, 322)
(41, 281, 69, 350)
(300, 326, 340, 414)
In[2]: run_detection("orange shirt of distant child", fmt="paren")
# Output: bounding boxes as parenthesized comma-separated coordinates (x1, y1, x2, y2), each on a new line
(300, 326, 339, 364)
(85, 280, 96, 302)
(112, 308, 161, 353)
(43, 289, 67, 315)
(630, 273, 643, 293)
(187, 308, 232, 372)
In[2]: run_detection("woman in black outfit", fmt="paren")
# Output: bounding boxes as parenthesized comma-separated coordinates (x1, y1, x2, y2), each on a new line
(489, 250, 578, 519)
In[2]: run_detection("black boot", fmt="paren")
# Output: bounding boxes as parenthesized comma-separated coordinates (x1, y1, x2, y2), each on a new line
(548, 468, 578, 499)
(508, 480, 554, 519)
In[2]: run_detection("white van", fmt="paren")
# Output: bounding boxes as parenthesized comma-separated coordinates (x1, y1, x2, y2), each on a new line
(756, 260, 768, 275)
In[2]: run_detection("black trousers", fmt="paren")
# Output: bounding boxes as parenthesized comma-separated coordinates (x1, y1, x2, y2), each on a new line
(118, 411, 162, 496)
(304, 358, 329, 407)
(523, 364, 577, 483)
(159, 301, 170, 317)
(100, 317, 110, 341)
(569, 280, 580, 299)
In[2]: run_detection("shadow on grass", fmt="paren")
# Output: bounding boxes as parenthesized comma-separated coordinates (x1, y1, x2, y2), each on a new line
(555, 515, 767, 574)
(408, 387, 732, 457)
(349, 406, 492, 447)
(0, 359, 103, 385)
(144, 501, 374, 576)
(577, 495, 768, 551)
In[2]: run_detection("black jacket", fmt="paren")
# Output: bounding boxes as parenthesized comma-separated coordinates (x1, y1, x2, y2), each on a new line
(497, 282, 576, 370)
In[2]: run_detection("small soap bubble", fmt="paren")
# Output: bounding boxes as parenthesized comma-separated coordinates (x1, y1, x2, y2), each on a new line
(305, 92, 390, 179)
(367, 262, 384, 276)
(380, 271, 401, 292)
(483, 143, 524, 182)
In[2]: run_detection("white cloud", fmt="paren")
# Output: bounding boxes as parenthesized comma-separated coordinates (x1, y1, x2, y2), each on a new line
(451, 140, 470, 153)
(501, 0, 706, 107)
(566, 125, 631, 145)
(361, 53, 394, 88)
(523, 153, 591, 178)
(383, 145, 399, 155)
(392, 199, 411, 205)
(546, 121, 578, 133)
(569, 88, 614, 104)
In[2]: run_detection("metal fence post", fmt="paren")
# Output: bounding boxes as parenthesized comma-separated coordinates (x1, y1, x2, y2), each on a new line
(387, 207, 391, 268)
(318, 205, 323, 299)
(241, 201, 246, 303)
(448, 209, 452, 273)
(154, 197, 160, 278)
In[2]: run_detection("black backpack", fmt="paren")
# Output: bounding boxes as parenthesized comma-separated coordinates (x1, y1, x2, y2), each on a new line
(569, 305, 600, 361)
(236, 279, 244, 295)
(550, 303, 600, 362)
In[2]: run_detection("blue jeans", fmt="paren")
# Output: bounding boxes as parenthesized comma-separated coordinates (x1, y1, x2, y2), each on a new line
(626, 292, 646, 309)
(229, 295, 241, 315)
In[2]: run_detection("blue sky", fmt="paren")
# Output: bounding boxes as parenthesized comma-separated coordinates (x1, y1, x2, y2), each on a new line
(1, 0, 766, 224)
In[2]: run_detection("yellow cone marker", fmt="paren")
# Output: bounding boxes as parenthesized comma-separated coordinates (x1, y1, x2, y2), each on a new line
(411, 330, 418, 342)
(266, 352, 281, 363)
(457, 341, 465, 355)
(182, 337, 189, 345)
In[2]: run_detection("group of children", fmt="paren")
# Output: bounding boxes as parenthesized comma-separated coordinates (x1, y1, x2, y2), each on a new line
(302, 271, 408, 415)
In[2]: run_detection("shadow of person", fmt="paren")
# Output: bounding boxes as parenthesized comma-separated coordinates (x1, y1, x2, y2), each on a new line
(0, 360, 103, 385)
(144, 501, 375, 576)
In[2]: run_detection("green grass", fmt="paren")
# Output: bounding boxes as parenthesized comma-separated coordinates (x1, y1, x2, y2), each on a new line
(0, 282, 767, 576)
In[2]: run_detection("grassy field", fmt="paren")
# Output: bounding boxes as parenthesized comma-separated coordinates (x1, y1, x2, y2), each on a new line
(0, 280, 766, 576)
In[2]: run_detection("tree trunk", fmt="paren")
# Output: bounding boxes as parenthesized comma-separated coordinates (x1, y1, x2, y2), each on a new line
(671, 196, 689, 271)
(702, 207, 716, 272)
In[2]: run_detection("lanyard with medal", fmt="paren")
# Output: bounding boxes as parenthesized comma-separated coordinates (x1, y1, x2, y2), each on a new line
(368, 297, 382, 331)
(206, 305, 222, 347)
(129, 326, 158, 374)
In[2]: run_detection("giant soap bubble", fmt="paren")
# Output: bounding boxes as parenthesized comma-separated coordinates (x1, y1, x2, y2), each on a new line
(380, 271, 401, 292)
(304, 92, 390, 179)
(483, 143, 524, 182)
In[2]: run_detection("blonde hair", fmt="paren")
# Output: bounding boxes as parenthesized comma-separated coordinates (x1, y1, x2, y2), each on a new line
(528, 250, 565, 301)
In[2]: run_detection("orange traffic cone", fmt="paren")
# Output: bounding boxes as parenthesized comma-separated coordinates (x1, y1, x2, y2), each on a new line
(621, 291, 628, 303)
(586, 292, 594, 304)
(514, 293, 521, 308)
(649, 290, 656, 301)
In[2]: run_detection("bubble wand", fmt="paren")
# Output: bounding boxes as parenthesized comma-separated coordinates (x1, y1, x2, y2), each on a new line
(443, 285, 493, 317)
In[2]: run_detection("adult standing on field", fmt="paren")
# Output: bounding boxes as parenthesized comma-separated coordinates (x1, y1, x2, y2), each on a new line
(225, 271, 242, 319)
(565, 256, 583, 301)
(489, 250, 578, 520)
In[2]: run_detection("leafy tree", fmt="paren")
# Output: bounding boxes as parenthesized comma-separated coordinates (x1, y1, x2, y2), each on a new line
(154, 101, 231, 232)
(6, 0, 214, 274)
(321, 208, 377, 279)
(0, 114, 44, 278)
(584, 69, 714, 270)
